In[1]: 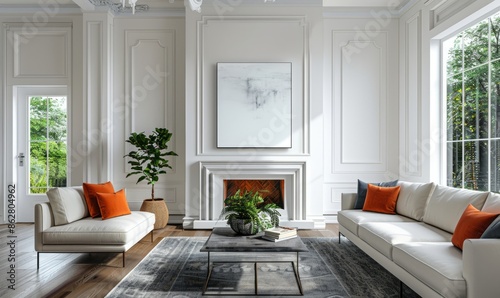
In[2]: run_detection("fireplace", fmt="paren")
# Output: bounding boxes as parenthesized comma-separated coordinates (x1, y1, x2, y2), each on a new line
(192, 161, 315, 229)
(223, 179, 285, 209)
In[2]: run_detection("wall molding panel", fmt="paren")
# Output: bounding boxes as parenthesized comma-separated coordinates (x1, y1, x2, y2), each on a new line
(13, 27, 71, 78)
(196, 16, 310, 156)
(124, 29, 177, 173)
(403, 12, 422, 177)
(429, 0, 471, 29)
(331, 30, 389, 174)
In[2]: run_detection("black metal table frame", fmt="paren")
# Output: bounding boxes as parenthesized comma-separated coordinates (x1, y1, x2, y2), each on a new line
(202, 251, 304, 296)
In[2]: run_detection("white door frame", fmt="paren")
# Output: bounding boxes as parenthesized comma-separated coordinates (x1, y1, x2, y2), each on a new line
(14, 85, 69, 222)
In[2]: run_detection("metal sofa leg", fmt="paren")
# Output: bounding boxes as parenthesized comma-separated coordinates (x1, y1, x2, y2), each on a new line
(37, 252, 40, 270)
(151, 230, 154, 242)
(338, 232, 343, 244)
(123, 252, 126, 267)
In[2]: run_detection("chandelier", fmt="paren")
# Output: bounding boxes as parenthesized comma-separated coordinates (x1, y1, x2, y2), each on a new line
(119, 0, 276, 15)
(122, 0, 138, 14)
(117, 0, 202, 14)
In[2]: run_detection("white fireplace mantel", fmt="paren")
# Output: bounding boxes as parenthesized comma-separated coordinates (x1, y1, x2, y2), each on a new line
(191, 161, 316, 229)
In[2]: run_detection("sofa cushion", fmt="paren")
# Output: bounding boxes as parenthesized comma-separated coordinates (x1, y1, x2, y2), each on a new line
(96, 189, 131, 220)
(338, 210, 415, 236)
(46, 187, 89, 226)
(452, 204, 498, 249)
(354, 179, 398, 209)
(482, 192, 500, 213)
(358, 222, 452, 259)
(363, 184, 400, 214)
(396, 181, 435, 221)
(83, 181, 115, 218)
(423, 185, 488, 233)
(393, 242, 466, 298)
(43, 211, 155, 245)
(481, 216, 500, 238)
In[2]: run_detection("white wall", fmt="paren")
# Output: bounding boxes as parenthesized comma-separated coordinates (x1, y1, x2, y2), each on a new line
(4, 0, 495, 225)
(322, 12, 400, 217)
(0, 11, 83, 223)
(111, 16, 186, 220)
(184, 4, 326, 227)
(398, 0, 500, 185)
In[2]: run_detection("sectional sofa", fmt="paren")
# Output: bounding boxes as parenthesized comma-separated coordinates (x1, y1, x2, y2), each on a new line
(34, 186, 155, 268)
(338, 181, 500, 298)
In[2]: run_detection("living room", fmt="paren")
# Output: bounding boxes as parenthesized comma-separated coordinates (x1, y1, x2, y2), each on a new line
(1, 0, 500, 297)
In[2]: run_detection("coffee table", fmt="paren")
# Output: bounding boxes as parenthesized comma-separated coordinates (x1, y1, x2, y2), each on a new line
(200, 227, 309, 296)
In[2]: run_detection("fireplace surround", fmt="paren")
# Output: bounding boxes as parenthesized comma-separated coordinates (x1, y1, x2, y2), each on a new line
(191, 161, 315, 229)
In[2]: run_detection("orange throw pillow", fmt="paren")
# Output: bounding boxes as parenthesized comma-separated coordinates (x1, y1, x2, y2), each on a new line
(95, 189, 131, 220)
(451, 204, 498, 250)
(83, 181, 115, 217)
(362, 184, 401, 214)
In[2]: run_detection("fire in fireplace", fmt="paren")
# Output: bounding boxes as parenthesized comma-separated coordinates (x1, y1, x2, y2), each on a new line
(223, 179, 285, 209)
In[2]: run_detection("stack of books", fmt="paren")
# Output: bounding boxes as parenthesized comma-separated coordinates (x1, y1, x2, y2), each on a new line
(262, 226, 297, 242)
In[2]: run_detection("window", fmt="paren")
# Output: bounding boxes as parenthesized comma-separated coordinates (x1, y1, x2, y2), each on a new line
(29, 95, 68, 193)
(444, 12, 500, 191)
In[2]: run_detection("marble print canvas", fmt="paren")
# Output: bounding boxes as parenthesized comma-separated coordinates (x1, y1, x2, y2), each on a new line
(216, 62, 292, 148)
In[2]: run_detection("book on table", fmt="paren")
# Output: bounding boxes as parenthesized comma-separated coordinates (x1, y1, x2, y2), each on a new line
(261, 234, 297, 242)
(264, 226, 297, 239)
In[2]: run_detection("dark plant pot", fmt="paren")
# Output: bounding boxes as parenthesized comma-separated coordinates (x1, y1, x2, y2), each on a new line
(229, 218, 258, 235)
(140, 199, 169, 230)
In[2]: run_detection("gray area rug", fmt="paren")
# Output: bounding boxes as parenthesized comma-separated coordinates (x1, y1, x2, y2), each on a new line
(106, 237, 420, 297)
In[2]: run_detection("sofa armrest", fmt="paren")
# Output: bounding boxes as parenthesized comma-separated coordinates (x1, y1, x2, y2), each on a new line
(463, 238, 500, 298)
(341, 193, 357, 210)
(34, 203, 55, 251)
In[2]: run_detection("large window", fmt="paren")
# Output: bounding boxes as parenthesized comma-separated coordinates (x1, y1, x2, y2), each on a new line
(445, 11, 500, 191)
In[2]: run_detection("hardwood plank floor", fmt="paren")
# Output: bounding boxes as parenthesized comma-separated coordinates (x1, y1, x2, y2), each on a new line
(0, 223, 339, 298)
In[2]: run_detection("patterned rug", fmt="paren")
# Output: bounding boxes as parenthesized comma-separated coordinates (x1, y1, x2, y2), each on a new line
(106, 237, 420, 298)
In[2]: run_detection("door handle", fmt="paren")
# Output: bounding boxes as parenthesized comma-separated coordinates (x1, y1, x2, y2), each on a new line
(18, 153, 25, 167)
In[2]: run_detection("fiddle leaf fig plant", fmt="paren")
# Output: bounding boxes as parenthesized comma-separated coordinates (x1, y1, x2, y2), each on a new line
(124, 128, 178, 200)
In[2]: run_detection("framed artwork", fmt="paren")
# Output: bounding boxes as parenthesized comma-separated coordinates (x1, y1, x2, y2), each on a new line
(216, 62, 292, 148)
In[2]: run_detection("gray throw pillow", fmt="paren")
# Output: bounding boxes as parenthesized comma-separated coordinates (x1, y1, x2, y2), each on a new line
(481, 215, 500, 238)
(354, 179, 399, 209)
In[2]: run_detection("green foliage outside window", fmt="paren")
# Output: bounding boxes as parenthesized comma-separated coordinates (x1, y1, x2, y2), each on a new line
(446, 12, 500, 191)
(29, 96, 67, 193)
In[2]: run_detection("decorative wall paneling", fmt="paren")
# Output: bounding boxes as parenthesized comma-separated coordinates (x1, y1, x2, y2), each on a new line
(428, 0, 473, 30)
(323, 18, 399, 216)
(2, 21, 74, 223)
(122, 29, 178, 205)
(83, 14, 113, 184)
(113, 18, 185, 220)
(5, 24, 71, 85)
(400, 12, 422, 178)
(195, 16, 310, 156)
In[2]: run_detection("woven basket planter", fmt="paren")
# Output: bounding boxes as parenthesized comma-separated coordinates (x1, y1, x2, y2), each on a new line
(140, 199, 169, 229)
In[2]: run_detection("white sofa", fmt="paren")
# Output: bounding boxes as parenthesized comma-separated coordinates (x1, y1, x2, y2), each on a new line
(35, 186, 155, 269)
(338, 181, 500, 298)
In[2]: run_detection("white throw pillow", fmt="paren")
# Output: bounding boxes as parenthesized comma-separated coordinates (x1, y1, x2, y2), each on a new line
(423, 185, 488, 233)
(396, 181, 436, 221)
(46, 187, 89, 225)
(482, 192, 500, 213)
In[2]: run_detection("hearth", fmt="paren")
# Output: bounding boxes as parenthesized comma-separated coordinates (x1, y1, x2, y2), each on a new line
(191, 161, 315, 229)
(223, 179, 285, 208)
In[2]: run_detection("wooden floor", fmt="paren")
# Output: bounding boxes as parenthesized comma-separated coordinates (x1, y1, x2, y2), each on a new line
(0, 223, 339, 298)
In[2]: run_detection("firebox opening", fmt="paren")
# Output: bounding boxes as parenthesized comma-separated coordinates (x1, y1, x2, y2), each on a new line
(223, 179, 285, 209)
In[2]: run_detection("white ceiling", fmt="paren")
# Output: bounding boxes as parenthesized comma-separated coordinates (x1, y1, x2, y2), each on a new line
(0, 0, 413, 8)
(0, 0, 416, 15)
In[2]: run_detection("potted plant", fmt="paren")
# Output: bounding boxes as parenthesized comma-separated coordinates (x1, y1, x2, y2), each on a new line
(220, 189, 281, 235)
(124, 128, 178, 229)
